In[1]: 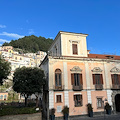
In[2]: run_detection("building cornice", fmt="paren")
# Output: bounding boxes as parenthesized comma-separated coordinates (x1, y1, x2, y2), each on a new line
(47, 55, 120, 63)
(59, 31, 88, 37)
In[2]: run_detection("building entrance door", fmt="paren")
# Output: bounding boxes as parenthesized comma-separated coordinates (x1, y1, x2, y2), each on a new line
(115, 94, 120, 112)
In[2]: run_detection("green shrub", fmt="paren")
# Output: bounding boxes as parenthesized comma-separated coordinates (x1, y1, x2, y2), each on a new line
(0, 106, 39, 116)
(105, 103, 111, 110)
(87, 103, 93, 112)
(62, 106, 69, 115)
(27, 102, 36, 107)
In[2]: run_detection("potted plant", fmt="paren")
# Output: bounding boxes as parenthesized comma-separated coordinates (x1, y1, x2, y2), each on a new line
(87, 103, 93, 117)
(105, 103, 111, 115)
(62, 106, 69, 120)
(50, 108, 56, 120)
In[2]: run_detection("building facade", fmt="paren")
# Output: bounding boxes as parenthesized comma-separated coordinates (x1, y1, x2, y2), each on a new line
(40, 31, 120, 119)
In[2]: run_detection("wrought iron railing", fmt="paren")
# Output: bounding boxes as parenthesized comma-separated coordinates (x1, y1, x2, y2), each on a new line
(95, 84, 103, 90)
(53, 85, 65, 91)
(74, 100, 83, 107)
(111, 84, 120, 90)
(73, 84, 83, 91)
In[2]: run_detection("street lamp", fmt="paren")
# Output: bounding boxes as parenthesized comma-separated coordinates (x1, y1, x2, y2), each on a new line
(103, 98, 107, 120)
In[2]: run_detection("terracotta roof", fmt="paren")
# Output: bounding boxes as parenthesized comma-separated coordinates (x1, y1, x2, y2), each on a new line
(88, 54, 120, 60)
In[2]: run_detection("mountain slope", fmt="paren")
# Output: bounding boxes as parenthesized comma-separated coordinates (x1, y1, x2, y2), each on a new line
(2, 35, 53, 53)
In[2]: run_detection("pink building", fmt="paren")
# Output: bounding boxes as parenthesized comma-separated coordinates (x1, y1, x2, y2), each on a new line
(0, 93, 8, 101)
(40, 31, 120, 119)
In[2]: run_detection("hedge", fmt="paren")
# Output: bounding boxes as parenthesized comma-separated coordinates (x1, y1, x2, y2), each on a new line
(0, 106, 39, 116)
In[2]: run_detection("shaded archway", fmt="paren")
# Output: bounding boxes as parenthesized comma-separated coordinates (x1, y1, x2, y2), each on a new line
(115, 94, 120, 112)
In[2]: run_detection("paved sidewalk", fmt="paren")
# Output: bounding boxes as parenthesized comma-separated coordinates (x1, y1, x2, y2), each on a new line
(69, 113, 120, 120)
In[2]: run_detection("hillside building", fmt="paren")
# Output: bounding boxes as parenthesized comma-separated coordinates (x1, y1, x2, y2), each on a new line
(0, 93, 8, 101)
(40, 31, 120, 119)
(0, 46, 46, 101)
(0, 47, 47, 80)
(0, 46, 13, 51)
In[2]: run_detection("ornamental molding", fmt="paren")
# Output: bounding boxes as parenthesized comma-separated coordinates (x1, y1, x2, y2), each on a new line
(69, 40, 80, 43)
(110, 67, 120, 73)
(91, 67, 102, 72)
(70, 66, 82, 72)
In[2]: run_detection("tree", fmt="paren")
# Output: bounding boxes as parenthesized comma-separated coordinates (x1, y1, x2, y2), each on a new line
(2, 35, 53, 53)
(0, 56, 11, 85)
(13, 67, 45, 106)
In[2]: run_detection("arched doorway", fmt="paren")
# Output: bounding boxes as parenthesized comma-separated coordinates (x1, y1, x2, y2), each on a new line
(115, 94, 120, 112)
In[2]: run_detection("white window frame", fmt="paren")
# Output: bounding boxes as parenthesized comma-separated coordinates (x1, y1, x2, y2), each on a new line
(69, 40, 80, 56)
(96, 97, 103, 109)
(74, 93, 82, 95)
(55, 93, 63, 103)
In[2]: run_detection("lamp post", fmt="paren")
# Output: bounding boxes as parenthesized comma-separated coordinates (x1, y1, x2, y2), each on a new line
(103, 98, 107, 120)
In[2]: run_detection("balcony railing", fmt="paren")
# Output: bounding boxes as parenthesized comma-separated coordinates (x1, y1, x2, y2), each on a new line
(53, 85, 64, 91)
(73, 84, 83, 91)
(111, 84, 120, 90)
(74, 100, 83, 107)
(95, 84, 103, 90)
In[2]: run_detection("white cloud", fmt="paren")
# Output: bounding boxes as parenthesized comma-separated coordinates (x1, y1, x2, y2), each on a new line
(0, 39, 10, 43)
(28, 29, 35, 34)
(0, 32, 24, 39)
(0, 24, 6, 28)
(0, 44, 2, 46)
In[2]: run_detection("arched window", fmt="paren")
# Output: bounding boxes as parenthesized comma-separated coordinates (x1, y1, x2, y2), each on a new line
(4, 95, 7, 100)
(0, 95, 2, 100)
(55, 69, 62, 87)
(0, 95, 3, 100)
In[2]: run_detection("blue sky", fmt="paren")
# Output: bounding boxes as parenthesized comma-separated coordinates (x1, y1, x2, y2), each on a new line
(0, 0, 120, 55)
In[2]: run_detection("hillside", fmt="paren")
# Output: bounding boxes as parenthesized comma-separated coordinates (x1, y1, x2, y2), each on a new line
(2, 35, 53, 53)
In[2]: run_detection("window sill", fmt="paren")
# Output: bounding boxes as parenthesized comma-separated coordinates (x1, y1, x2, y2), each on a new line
(73, 54, 78, 55)
(97, 107, 104, 109)
(75, 105, 83, 107)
